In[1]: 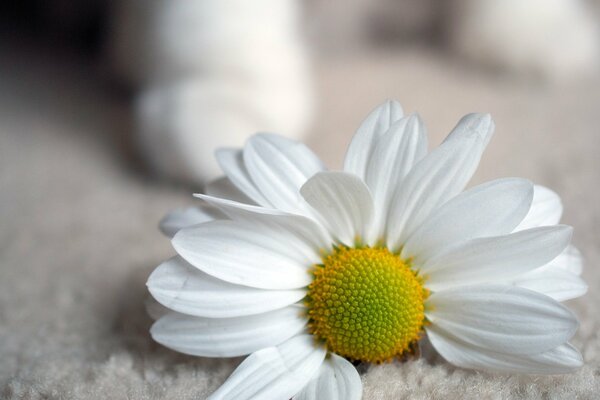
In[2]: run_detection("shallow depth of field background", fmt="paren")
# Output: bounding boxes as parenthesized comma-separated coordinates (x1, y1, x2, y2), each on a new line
(1, 1, 600, 399)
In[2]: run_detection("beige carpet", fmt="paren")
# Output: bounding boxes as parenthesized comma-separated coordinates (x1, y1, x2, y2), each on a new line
(1, 44, 599, 399)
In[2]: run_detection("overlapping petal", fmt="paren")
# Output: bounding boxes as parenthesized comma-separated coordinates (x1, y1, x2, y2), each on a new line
(402, 178, 533, 263)
(425, 285, 579, 356)
(343, 100, 404, 181)
(173, 219, 319, 289)
(151, 307, 307, 358)
(205, 176, 255, 204)
(215, 148, 271, 206)
(386, 131, 486, 250)
(301, 172, 375, 246)
(511, 266, 587, 302)
(193, 193, 332, 252)
(546, 245, 584, 276)
(426, 325, 582, 374)
(147, 256, 307, 318)
(208, 334, 326, 400)
(515, 185, 563, 231)
(294, 354, 362, 400)
(243, 134, 325, 214)
(364, 114, 428, 236)
(422, 225, 573, 290)
(509, 186, 585, 301)
(159, 206, 224, 238)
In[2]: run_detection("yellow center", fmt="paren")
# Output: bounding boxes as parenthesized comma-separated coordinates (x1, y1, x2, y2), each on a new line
(307, 246, 428, 363)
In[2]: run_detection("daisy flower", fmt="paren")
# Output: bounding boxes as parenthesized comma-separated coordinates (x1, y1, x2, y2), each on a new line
(149, 101, 586, 400)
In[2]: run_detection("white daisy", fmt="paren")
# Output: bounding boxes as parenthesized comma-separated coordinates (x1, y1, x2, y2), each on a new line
(149, 101, 586, 400)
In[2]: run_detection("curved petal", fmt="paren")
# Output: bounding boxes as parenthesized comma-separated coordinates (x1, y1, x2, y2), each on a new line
(147, 256, 307, 318)
(547, 245, 584, 276)
(402, 178, 534, 263)
(386, 131, 486, 250)
(443, 113, 494, 147)
(151, 306, 307, 358)
(205, 176, 255, 204)
(208, 334, 326, 400)
(515, 185, 563, 231)
(159, 206, 223, 238)
(365, 114, 428, 237)
(512, 267, 588, 302)
(215, 148, 270, 206)
(173, 220, 318, 289)
(426, 285, 579, 356)
(423, 226, 573, 290)
(243, 134, 325, 214)
(193, 193, 333, 252)
(300, 172, 375, 246)
(294, 354, 362, 400)
(264, 134, 326, 172)
(426, 325, 582, 374)
(195, 193, 287, 218)
(343, 100, 404, 180)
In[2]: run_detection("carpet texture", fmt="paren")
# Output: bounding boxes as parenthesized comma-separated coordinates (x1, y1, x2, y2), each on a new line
(1, 45, 599, 399)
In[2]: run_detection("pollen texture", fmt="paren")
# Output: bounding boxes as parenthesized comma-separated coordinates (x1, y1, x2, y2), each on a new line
(307, 246, 428, 363)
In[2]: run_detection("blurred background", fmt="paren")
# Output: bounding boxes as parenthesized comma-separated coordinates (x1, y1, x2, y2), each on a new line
(1, 1, 600, 398)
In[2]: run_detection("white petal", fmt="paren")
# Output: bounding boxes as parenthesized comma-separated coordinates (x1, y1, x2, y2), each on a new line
(343, 100, 404, 180)
(205, 176, 255, 204)
(195, 193, 287, 218)
(365, 114, 428, 237)
(547, 245, 584, 276)
(386, 132, 485, 250)
(515, 185, 563, 231)
(159, 206, 223, 238)
(300, 172, 375, 246)
(173, 220, 318, 289)
(427, 325, 583, 374)
(243, 134, 325, 214)
(151, 306, 307, 358)
(294, 354, 362, 400)
(402, 178, 534, 263)
(512, 267, 588, 302)
(261, 134, 326, 174)
(215, 148, 270, 206)
(147, 256, 307, 318)
(194, 193, 333, 252)
(423, 226, 573, 290)
(444, 113, 495, 147)
(208, 334, 326, 400)
(426, 285, 579, 356)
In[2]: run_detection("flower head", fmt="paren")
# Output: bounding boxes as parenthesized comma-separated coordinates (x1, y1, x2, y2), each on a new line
(149, 101, 587, 400)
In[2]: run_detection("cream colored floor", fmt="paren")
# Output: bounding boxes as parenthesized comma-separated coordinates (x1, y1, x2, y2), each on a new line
(1, 44, 599, 398)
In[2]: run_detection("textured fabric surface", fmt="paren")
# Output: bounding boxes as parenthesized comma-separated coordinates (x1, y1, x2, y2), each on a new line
(1, 46, 599, 399)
